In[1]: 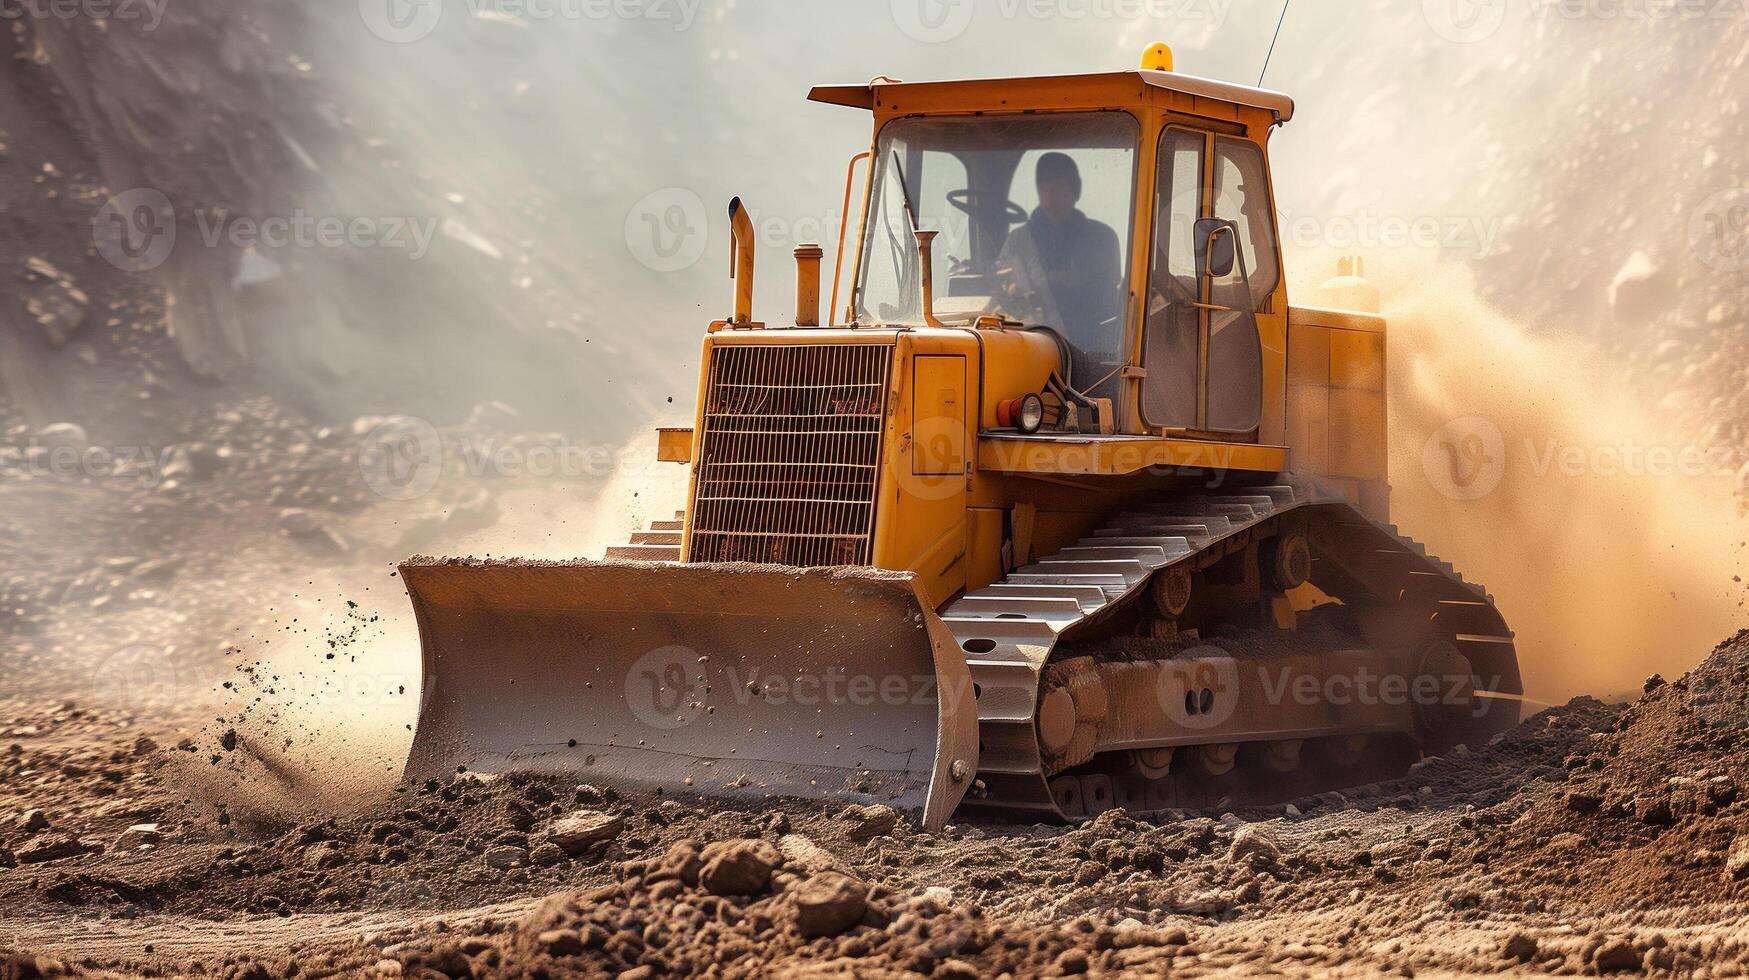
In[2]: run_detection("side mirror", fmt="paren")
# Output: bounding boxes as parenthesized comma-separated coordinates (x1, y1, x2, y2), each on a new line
(1195, 217, 1237, 279)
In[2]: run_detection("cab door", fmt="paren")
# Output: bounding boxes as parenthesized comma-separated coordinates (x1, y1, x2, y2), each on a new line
(1141, 128, 1205, 430)
(1141, 128, 1278, 438)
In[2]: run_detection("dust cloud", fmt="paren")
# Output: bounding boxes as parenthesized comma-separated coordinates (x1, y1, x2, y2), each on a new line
(176, 432, 688, 816)
(1302, 253, 1749, 704)
(411, 429, 688, 563)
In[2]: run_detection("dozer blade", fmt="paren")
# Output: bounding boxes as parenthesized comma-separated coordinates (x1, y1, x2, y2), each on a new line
(400, 558, 979, 829)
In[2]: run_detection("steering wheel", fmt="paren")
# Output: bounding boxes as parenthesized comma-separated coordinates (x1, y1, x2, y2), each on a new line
(947, 189, 1028, 227)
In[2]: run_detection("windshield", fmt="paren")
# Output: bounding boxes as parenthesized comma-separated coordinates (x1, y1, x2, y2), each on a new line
(856, 112, 1139, 399)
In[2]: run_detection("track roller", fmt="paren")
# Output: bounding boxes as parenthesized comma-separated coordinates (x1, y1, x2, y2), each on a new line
(1325, 734, 1368, 767)
(1195, 742, 1239, 777)
(1262, 739, 1304, 773)
(1132, 747, 1176, 779)
(1153, 565, 1193, 619)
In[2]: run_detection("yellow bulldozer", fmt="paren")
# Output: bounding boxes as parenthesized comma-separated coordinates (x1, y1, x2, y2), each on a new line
(400, 46, 1521, 829)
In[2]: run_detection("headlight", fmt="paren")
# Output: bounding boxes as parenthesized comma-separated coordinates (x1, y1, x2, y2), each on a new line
(1017, 393, 1045, 434)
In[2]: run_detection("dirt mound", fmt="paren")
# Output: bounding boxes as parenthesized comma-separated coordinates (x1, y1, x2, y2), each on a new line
(380, 837, 1194, 980)
(9, 659, 1749, 977)
(1486, 631, 1749, 906)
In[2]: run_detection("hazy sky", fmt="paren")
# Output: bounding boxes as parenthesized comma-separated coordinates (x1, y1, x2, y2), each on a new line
(326, 0, 1583, 411)
(317, 0, 1739, 428)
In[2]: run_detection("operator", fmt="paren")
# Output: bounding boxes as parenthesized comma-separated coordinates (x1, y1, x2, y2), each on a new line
(997, 152, 1124, 362)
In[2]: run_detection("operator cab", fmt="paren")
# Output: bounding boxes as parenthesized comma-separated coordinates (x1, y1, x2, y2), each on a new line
(815, 50, 1292, 441)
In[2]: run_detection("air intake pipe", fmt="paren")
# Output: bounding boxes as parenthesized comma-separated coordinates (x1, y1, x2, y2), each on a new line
(794, 244, 823, 327)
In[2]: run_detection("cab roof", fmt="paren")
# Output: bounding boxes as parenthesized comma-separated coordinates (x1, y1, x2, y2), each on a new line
(808, 69, 1295, 125)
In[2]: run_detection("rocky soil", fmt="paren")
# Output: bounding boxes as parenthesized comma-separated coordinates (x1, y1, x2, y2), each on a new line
(9, 623, 1749, 976)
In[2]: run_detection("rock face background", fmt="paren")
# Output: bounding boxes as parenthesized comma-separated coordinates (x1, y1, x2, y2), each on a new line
(0, 2, 657, 440)
(5, 1, 1747, 452)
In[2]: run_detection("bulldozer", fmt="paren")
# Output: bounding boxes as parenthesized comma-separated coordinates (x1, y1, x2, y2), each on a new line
(400, 46, 1522, 829)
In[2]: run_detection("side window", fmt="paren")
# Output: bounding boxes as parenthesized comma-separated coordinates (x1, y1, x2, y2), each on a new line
(1213, 138, 1279, 310)
(1144, 129, 1265, 437)
(1142, 128, 1204, 429)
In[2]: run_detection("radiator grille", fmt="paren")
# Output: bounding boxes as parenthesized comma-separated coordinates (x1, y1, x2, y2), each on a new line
(689, 343, 894, 567)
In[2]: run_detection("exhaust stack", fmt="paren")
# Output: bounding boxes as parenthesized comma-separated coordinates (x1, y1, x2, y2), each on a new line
(915, 229, 945, 328)
(728, 197, 757, 326)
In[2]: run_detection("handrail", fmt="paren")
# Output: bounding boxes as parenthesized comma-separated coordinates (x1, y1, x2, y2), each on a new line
(829, 150, 872, 326)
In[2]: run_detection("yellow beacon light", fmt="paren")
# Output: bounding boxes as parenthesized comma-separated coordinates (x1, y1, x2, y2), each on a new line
(1141, 42, 1174, 72)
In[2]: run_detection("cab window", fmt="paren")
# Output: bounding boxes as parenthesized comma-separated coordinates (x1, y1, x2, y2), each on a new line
(857, 112, 1140, 403)
(1213, 137, 1279, 310)
(1143, 128, 1266, 436)
(1141, 128, 1203, 429)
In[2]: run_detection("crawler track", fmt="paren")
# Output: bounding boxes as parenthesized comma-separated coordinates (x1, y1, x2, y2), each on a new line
(940, 480, 1523, 821)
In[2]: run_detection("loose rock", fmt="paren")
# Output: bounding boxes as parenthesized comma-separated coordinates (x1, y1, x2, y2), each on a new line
(1594, 939, 1643, 974)
(546, 810, 623, 856)
(699, 839, 780, 896)
(843, 803, 899, 842)
(483, 846, 529, 870)
(791, 871, 868, 938)
(1502, 932, 1539, 962)
(1228, 825, 1280, 865)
